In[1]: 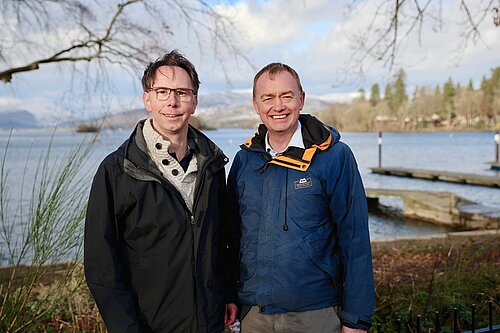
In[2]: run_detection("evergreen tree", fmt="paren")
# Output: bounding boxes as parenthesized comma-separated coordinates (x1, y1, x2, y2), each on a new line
(490, 67, 500, 124)
(467, 79, 474, 91)
(443, 78, 456, 104)
(480, 75, 495, 122)
(443, 77, 456, 124)
(369, 83, 381, 106)
(357, 88, 366, 101)
(481, 76, 494, 103)
(384, 83, 395, 115)
(490, 67, 500, 88)
(393, 68, 408, 112)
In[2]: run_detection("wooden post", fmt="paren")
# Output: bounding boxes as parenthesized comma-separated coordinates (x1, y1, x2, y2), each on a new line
(453, 308, 458, 333)
(378, 131, 383, 168)
(495, 131, 499, 163)
(435, 311, 441, 333)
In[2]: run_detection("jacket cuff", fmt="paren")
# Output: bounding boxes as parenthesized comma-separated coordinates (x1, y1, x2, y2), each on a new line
(340, 310, 372, 330)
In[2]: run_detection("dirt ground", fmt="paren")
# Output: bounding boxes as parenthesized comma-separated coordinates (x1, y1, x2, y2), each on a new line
(2, 230, 498, 288)
(0, 230, 498, 332)
(370, 230, 499, 285)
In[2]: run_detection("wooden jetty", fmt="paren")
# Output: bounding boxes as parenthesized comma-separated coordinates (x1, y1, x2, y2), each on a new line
(366, 188, 500, 230)
(370, 167, 500, 188)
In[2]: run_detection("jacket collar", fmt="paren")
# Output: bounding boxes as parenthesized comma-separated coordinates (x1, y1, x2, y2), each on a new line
(242, 114, 339, 172)
(123, 119, 228, 175)
(265, 121, 305, 158)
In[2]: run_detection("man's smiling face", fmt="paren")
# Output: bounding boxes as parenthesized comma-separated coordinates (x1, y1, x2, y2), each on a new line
(253, 70, 304, 137)
(143, 65, 197, 139)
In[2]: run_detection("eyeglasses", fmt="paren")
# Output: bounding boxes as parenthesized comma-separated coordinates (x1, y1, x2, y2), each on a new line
(148, 87, 196, 102)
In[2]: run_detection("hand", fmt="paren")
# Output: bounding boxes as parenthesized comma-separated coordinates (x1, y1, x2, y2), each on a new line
(342, 325, 367, 333)
(224, 303, 238, 327)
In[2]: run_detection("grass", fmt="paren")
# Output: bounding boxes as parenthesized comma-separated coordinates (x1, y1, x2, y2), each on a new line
(371, 234, 499, 333)
(0, 234, 497, 332)
(0, 129, 97, 332)
(0, 264, 106, 332)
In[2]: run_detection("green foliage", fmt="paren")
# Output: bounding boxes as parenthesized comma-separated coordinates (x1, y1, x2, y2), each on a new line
(467, 79, 474, 91)
(393, 68, 408, 113)
(0, 130, 96, 332)
(384, 83, 395, 114)
(322, 66, 500, 131)
(481, 76, 494, 102)
(370, 84, 381, 106)
(443, 78, 456, 106)
(443, 78, 456, 123)
(491, 67, 500, 88)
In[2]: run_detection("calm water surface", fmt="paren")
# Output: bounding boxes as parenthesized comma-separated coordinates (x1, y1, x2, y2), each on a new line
(1, 128, 499, 248)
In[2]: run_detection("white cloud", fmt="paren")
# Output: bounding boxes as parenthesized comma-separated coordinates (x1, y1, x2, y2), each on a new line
(0, 97, 22, 108)
(214, 1, 301, 49)
(1, 0, 499, 117)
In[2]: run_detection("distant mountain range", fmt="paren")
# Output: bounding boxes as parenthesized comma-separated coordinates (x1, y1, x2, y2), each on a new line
(196, 90, 331, 129)
(0, 110, 42, 129)
(0, 90, 333, 130)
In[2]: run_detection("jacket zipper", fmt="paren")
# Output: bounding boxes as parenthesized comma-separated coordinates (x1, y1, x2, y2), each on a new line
(126, 151, 227, 332)
(192, 151, 228, 220)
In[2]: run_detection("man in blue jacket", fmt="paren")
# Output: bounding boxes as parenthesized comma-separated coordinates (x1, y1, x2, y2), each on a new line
(227, 63, 375, 333)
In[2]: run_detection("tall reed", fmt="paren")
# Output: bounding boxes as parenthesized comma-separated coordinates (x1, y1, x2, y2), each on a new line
(0, 129, 96, 332)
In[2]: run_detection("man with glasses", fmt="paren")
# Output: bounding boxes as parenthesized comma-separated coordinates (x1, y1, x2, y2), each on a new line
(84, 50, 238, 333)
(227, 63, 374, 333)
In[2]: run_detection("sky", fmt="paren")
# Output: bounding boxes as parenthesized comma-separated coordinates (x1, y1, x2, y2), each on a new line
(0, 0, 499, 122)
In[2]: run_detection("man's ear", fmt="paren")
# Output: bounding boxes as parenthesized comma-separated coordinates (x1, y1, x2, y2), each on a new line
(299, 91, 305, 111)
(191, 95, 198, 115)
(253, 99, 259, 115)
(143, 92, 152, 113)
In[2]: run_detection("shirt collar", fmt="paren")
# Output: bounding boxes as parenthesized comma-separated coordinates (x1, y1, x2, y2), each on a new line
(265, 121, 304, 158)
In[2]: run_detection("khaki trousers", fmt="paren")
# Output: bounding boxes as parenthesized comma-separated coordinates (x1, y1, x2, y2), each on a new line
(241, 306, 341, 333)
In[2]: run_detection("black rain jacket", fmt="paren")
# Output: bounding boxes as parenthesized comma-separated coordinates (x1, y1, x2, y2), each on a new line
(84, 120, 237, 333)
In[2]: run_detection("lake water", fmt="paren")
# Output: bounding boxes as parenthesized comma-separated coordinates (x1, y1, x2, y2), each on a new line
(1, 127, 499, 254)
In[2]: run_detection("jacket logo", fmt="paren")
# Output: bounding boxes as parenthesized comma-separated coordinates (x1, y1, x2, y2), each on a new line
(294, 177, 312, 189)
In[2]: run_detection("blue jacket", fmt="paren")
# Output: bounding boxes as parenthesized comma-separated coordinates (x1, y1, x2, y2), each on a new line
(227, 114, 374, 330)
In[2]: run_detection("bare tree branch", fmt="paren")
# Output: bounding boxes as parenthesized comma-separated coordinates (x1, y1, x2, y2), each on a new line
(342, 0, 498, 80)
(0, 0, 246, 84)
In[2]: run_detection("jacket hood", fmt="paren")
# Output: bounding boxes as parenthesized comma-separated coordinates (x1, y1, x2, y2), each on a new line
(242, 114, 340, 171)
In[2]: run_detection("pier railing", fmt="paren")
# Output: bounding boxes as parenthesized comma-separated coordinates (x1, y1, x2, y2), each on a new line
(375, 301, 499, 333)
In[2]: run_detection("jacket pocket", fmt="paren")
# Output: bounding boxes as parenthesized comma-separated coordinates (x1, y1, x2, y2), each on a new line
(272, 241, 330, 310)
(239, 244, 257, 287)
(299, 229, 341, 286)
